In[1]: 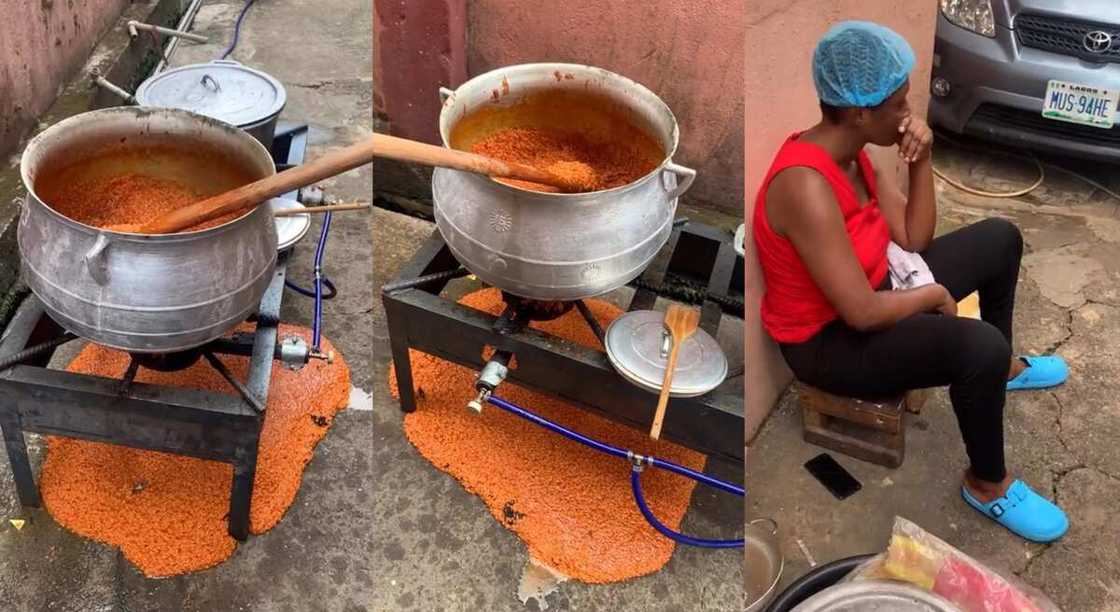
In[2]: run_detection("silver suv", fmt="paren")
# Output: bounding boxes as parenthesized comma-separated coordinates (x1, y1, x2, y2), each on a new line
(930, 1, 1120, 162)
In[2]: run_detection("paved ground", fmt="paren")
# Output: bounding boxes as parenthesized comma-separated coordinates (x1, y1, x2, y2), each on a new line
(0, 1, 375, 610)
(369, 208, 744, 611)
(748, 138, 1120, 612)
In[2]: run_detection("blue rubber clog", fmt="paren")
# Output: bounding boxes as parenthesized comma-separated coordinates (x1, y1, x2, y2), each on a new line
(1007, 355, 1068, 391)
(961, 479, 1068, 543)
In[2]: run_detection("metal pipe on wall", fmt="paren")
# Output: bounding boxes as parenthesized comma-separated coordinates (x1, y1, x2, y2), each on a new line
(153, 0, 205, 74)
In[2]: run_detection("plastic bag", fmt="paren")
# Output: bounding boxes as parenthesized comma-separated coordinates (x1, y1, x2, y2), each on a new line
(840, 552, 890, 583)
(845, 517, 1060, 612)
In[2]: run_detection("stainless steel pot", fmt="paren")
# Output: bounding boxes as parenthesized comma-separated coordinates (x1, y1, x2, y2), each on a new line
(747, 518, 783, 612)
(18, 106, 279, 353)
(135, 60, 286, 149)
(433, 63, 696, 301)
(238, 114, 280, 150)
(790, 582, 961, 612)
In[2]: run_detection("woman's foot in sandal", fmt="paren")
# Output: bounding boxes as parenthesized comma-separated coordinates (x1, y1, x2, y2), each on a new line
(1007, 355, 1068, 391)
(961, 471, 1068, 543)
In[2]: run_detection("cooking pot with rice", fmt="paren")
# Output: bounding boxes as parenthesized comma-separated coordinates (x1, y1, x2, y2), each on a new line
(18, 106, 279, 353)
(433, 63, 696, 301)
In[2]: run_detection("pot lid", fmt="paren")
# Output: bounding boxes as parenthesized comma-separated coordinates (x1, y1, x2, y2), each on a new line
(135, 60, 286, 128)
(268, 198, 310, 252)
(790, 581, 962, 612)
(604, 310, 727, 397)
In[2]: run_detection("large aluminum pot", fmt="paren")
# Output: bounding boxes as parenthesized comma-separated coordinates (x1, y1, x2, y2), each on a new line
(18, 106, 279, 353)
(433, 63, 696, 301)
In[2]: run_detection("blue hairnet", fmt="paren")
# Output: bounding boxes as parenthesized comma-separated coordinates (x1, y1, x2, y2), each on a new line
(813, 21, 916, 108)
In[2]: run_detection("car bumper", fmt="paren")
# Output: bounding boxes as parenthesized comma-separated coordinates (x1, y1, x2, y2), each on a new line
(930, 13, 1120, 162)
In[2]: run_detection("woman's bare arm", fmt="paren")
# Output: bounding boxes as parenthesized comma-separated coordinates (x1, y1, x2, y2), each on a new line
(876, 117, 937, 252)
(766, 167, 954, 331)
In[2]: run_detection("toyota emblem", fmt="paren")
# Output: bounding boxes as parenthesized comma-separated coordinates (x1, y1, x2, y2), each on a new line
(1084, 30, 1113, 54)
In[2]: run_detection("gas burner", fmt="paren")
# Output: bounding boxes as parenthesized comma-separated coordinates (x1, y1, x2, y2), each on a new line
(499, 292, 576, 323)
(383, 220, 746, 465)
(130, 348, 203, 372)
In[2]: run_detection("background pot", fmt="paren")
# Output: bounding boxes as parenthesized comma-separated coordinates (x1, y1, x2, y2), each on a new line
(135, 60, 286, 150)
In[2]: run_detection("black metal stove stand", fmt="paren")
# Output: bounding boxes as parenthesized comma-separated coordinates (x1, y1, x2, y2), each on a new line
(0, 121, 316, 541)
(383, 221, 745, 467)
(0, 260, 289, 541)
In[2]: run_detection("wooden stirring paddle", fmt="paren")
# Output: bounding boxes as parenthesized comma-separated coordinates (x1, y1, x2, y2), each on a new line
(139, 135, 379, 234)
(371, 133, 594, 193)
(649, 304, 701, 440)
(138, 132, 592, 234)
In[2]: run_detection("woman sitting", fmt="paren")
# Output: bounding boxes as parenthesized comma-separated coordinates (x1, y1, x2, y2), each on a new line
(752, 21, 1069, 543)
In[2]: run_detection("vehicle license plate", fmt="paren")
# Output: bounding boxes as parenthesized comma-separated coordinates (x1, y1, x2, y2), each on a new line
(1042, 79, 1118, 129)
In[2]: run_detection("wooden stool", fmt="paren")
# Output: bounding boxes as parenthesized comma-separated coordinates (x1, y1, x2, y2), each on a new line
(797, 383, 927, 469)
(906, 388, 928, 415)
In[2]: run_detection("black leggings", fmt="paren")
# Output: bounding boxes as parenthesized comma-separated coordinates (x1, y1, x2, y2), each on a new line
(780, 218, 1024, 483)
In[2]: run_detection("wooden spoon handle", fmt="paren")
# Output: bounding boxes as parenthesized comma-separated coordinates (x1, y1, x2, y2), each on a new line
(140, 135, 379, 234)
(272, 202, 370, 217)
(649, 335, 682, 440)
(371, 132, 572, 190)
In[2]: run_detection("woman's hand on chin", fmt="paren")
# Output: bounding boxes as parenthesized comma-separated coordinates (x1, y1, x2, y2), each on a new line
(897, 116, 934, 164)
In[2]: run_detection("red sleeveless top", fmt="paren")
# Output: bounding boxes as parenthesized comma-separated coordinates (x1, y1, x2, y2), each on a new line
(752, 134, 890, 343)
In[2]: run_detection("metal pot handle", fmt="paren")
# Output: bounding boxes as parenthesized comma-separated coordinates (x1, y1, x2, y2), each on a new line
(202, 60, 246, 92)
(83, 233, 111, 285)
(201, 74, 221, 93)
(16, 198, 28, 234)
(662, 162, 697, 201)
(749, 517, 778, 535)
(438, 87, 454, 103)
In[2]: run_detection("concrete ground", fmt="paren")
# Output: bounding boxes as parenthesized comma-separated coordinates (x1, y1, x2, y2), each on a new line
(369, 209, 744, 611)
(748, 139, 1120, 611)
(0, 1, 375, 610)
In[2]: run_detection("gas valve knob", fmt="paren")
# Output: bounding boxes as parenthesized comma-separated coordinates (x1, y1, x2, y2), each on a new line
(468, 354, 510, 413)
(309, 348, 335, 364)
(467, 389, 489, 414)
